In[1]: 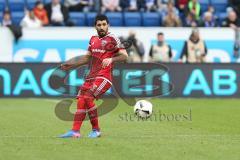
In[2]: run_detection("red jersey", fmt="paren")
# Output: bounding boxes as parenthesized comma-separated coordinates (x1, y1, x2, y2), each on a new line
(86, 33, 122, 82)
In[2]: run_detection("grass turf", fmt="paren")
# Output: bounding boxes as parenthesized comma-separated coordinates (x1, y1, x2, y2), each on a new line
(0, 98, 240, 160)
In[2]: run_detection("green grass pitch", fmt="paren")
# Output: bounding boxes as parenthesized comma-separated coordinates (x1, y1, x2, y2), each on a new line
(0, 98, 240, 160)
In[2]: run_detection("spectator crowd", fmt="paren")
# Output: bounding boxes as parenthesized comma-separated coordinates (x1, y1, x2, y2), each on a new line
(0, 0, 239, 28)
(0, 0, 239, 63)
(124, 28, 208, 63)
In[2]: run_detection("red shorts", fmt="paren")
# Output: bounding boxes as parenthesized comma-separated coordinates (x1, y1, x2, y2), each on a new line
(77, 77, 112, 99)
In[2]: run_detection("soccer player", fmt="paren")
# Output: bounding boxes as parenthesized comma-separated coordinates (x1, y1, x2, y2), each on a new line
(59, 15, 128, 138)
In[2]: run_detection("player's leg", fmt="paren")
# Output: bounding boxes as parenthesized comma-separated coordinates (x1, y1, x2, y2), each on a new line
(85, 78, 112, 138)
(84, 92, 101, 138)
(59, 81, 91, 138)
(72, 96, 87, 131)
(58, 96, 86, 138)
(86, 98, 99, 132)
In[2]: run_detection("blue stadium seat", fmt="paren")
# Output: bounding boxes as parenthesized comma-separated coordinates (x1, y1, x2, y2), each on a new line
(44, 0, 64, 4)
(9, 0, 25, 11)
(44, 0, 51, 3)
(217, 12, 227, 18)
(211, 0, 228, 13)
(0, 12, 3, 22)
(105, 12, 123, 26)
(86, 12, 97, 26)
(217, 12, 227, 25)
(124, 12, 141, 26)
(142, 12, 161, 26)
(198, 0, 210, 12)
(12, 11, 25, 25)
(0, 0, 5, 12)
(27, 0, 37, 10)
(69, 12, 86, 26)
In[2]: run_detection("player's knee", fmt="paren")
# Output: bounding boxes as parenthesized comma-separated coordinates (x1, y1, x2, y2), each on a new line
(80, 91, 95, 108)
(83, 91, 95, 100)
(85, 97, 95, 108)
(86, 99, 95, 108)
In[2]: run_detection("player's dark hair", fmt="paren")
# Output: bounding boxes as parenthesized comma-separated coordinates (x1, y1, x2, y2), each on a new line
(95, 15, 109, 25)
(3, 10, 11, 16)
(35, 1, 42, 6)
(158, 32, 164, 36)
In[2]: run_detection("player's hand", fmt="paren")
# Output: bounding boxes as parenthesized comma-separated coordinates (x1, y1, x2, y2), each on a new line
(102, 58, 113, 68)
(60, 63, 74, 71)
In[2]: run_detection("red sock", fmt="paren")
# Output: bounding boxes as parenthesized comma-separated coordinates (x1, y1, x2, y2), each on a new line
(72, 97, 86, 131)
(85, 97, 100, 131)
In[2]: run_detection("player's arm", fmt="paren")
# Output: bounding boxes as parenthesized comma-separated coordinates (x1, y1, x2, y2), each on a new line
(102, 49, 128, 68)
(112, 49, 128, 63)
(61, 51, 91, 71)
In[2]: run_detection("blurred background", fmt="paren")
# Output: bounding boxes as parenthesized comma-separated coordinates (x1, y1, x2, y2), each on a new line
(1, 2, 240, 159)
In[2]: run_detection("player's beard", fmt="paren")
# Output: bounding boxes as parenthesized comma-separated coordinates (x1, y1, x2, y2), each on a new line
(98, 29, 108, 38)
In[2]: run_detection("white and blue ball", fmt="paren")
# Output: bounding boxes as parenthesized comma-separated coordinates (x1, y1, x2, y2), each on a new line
(134, 100, 153, 118)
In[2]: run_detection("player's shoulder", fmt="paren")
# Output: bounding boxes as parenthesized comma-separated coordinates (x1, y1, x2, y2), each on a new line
(107, 33, 119, 39)
(106, 33, 120, 43)
(90, 35, 98, 41)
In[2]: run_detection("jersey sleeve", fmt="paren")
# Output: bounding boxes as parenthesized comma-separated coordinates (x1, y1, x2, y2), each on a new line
(109, 35, 124, 53)
(88, 37, 93, 52)
(115, 37, 124, 51)
(114, 36, 122, 50)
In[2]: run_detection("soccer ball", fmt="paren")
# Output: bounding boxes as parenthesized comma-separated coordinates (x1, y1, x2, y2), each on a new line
(134, 100, 153, 118)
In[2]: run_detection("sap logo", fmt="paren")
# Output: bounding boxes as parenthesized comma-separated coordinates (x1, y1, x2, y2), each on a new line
(183, 69, 237, 96)
(13, 40, 89, 62)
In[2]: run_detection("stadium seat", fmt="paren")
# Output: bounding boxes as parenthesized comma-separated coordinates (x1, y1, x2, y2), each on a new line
(27, 0, 37, 10)
(211, 0, 228, 13)
(12, 11, 25, 25)
(0, 0, 5, 12)
(86, 12, 97, 26)
(44, 0, 51, 3)
(44, 0, 64, 4)
(217, 12, 227, 26)
(198, 0, 210, 13)
(218, 12, 227, 19)
(105, 12, 123, 26)
(9, 0, 25, 11)
(142, 12, 161, 26)
(0, 12, 2, 22)
(123, 12, 141, 26)
(69, 12, 86, 26)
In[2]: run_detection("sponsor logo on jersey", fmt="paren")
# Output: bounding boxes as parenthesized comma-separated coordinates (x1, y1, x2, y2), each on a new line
(92, 49, 106, 53)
